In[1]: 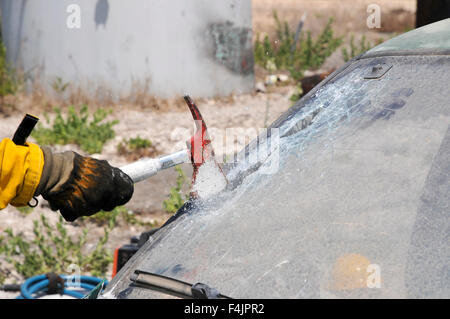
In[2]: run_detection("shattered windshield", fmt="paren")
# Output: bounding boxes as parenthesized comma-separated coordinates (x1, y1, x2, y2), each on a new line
(103, 54, 450, 299)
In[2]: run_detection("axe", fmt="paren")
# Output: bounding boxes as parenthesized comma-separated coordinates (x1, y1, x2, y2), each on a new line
(120, 95, 227, 198)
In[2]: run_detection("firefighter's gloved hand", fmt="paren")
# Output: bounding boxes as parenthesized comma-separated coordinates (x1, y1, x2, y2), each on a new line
(35, 147, 134, 222)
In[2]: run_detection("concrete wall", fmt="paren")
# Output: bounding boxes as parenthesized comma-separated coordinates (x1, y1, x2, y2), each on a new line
(0, 0, 254, 99)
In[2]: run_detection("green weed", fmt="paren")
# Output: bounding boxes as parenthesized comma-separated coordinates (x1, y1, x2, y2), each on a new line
(341, 34, 375, 62)
(254, 11, 343, 81)
(51, 77, 70, 94)
(0, 214, 115, 279)
(118, 136, 152, 154)
(126, 136, 152, 150)
(289, 84, 304, 103)
(32, 105, 118, 154)
(163, 166, 189, 214)
(117, 135, 158, 161)
(80, 206, 155, 228)
(15, 206, 34, 216)
(0, 27, 20, 109)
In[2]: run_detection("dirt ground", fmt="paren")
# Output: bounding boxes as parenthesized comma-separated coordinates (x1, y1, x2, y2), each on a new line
(0, 0, 416, 297)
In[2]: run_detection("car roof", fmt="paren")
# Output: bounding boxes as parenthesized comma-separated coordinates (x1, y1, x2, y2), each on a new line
(364, 18, 450, 57)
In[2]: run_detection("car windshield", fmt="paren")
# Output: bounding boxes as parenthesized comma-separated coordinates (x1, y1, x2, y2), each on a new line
(103, 54, 450, 299)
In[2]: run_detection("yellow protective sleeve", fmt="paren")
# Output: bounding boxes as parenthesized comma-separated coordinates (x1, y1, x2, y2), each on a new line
(0, 138, 44, 209)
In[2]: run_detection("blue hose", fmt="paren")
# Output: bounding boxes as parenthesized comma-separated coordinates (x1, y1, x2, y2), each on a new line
(16, 274, 107, 299)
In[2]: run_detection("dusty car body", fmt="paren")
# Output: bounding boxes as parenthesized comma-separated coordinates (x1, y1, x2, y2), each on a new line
(101, 19, 450, 299)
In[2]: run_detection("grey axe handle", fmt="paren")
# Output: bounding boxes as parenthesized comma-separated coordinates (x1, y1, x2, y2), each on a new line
(120, 149, 190, 183)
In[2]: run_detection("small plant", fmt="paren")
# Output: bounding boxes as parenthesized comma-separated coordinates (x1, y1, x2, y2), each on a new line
(32, 105, 118, 154)
(289, 84, 304, 103)
(118, 136, 152, 153)
(254, 11, 343, 81)
(80, 205, 155, 228)
(0, 41, 18, 96)
(341, 34, 374, 62)
(126, 136, 152, 150)
(79, 205, 124, 226)
(52, 76, 70, 94)
(254, 34, 277, 71)
(15, 206, 34, 216)
(0, 29, 20, 110)
(117, 136, 157, 161)
(0, 214, 115, 279)
(120, 209, 156, 227)
(163, 166, 189, 214)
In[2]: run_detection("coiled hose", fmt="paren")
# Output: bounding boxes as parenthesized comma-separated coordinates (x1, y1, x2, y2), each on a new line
(15, 274, 107, 299)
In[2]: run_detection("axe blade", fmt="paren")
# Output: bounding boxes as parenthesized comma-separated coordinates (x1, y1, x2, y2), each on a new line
(184, 95, 228, 198)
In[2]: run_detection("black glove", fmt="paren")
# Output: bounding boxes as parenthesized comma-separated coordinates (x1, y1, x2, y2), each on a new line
(35, 147, 134, 221)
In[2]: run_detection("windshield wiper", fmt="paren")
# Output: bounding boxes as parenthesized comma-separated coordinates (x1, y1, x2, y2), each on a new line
(130, 270, 232, 299)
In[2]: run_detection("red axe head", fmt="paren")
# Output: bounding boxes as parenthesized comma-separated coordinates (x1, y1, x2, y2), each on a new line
(184, 96, 227, 198)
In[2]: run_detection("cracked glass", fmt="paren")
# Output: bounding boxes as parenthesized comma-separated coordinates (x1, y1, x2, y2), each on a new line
(103, 54, 450, 299)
